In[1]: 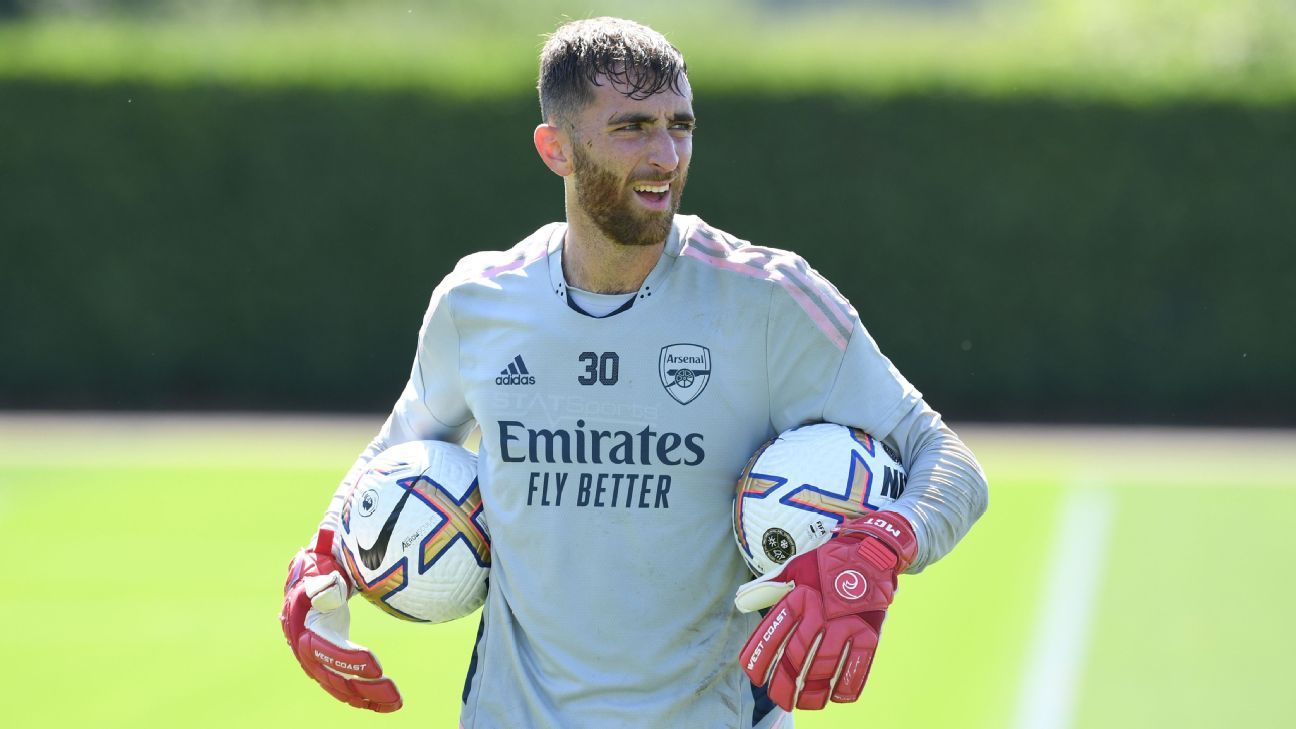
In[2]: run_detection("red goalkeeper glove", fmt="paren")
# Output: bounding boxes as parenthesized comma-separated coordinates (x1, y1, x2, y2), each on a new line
(279, 529, 402, 712)
(735, 512, 917, 711)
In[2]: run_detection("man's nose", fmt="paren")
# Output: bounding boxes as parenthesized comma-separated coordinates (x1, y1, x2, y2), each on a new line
(646, 129, 680, 171)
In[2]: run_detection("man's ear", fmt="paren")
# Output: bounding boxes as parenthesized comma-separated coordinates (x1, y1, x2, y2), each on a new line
(534, 123, 573, 177)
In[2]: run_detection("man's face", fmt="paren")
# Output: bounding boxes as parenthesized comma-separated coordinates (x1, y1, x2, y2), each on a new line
(566, 73, 695, 247)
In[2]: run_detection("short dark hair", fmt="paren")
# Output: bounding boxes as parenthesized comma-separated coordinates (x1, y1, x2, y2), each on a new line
(538, 17, 688, 124)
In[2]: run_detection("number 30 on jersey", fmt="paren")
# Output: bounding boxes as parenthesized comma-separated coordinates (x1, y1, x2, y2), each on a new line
(578, 352, 620, 386)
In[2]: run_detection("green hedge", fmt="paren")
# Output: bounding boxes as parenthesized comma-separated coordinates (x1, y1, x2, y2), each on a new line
(3, 81, 1293, 424)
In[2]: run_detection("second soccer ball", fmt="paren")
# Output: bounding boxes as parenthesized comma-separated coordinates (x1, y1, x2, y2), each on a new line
(733, 423, 907, 575)
(338, 440, 490, 623)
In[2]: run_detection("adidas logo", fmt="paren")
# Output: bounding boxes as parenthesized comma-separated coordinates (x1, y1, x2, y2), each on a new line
(495, 355, 536, 386)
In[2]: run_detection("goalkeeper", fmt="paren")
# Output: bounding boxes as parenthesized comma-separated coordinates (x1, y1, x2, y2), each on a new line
(280, 16, 988, 727)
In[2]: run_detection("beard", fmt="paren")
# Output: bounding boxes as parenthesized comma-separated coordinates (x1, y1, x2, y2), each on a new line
(572, 143, 687, 247)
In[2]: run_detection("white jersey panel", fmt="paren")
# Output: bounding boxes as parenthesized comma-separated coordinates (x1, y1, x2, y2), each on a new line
(455, 220, 776, 728)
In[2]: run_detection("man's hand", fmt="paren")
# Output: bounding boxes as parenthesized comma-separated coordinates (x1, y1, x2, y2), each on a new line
(735, 512, 917, 711)
(279, 529, 402, 712)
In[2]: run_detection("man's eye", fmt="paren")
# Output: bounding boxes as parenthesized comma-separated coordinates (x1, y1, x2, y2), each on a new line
(618, 123, 642, 131)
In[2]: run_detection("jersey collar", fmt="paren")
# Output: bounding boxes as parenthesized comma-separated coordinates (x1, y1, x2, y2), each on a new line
(545, 215, 694, 316)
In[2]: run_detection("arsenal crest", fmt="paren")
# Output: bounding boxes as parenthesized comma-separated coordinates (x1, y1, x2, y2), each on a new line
(659, 344, 711, 405)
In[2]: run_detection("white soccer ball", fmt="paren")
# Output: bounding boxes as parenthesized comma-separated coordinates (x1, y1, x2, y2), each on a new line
(338, 440, 490, 623)
(733, 423, 907, 575)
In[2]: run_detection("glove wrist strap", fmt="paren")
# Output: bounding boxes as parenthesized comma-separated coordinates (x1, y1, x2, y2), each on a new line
(837, 511, 918, 572)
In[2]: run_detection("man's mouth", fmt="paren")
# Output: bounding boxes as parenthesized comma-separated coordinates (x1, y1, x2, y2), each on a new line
(632, 182, 671, 209)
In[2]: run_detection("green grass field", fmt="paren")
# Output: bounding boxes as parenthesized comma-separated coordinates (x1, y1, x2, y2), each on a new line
(1, 415, 1292, 727)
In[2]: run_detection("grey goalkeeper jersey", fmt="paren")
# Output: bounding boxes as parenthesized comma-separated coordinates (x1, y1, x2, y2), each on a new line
(322, 215, 988, 729)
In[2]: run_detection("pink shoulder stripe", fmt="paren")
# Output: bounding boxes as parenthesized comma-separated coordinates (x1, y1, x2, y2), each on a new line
(684, 227, 857, 345)
(783, 256, 856, 334)
(687, 226, 738, 256)
(738, 247, 855, 337)
(681, 245, 851, 352)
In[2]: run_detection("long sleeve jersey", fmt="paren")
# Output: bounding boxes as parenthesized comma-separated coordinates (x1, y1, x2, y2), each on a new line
(320, 215, 988, 728)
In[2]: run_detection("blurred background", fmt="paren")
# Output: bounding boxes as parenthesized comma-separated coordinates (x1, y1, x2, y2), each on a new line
(1, 1, 1293, 728)
(3, 0, 1294, 422)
